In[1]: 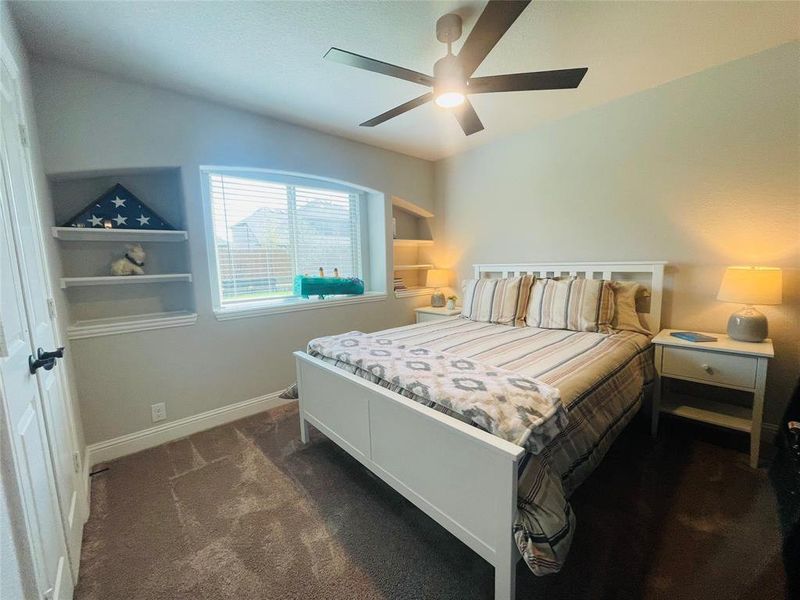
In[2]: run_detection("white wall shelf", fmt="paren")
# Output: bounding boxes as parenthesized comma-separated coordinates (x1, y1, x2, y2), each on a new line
(394, 287, 433, 299)
(393, 239, 434, 247)
(60, 274, 193, 289)
(391, 195, 434, 219)
(52, 226, 188, 242)
(393, 264, 434, 271)
(67, 310, 198, 340)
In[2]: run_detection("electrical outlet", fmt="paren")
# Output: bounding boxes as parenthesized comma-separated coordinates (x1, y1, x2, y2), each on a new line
(151, 402, 166, 423)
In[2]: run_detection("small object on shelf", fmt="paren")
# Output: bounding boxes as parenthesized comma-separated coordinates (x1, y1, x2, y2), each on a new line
(62, 183, 176, 230)
(426, 268, 450, 307)
(446, 295, 457, 311)
(293, 275, 364, 299)
(670, 331, 718, 343)
(333, 267, 339, 278)
(717, 266, 782, 342)
(110, 243, 146, 276)
(393, 276, 406, 291)
(319, 267, 324, 277)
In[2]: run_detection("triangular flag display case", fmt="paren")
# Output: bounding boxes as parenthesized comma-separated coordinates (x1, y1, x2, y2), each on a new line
(61, 183, 175, 230)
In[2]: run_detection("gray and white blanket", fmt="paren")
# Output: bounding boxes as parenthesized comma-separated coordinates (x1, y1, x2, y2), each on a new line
(307, 331, 567, 454)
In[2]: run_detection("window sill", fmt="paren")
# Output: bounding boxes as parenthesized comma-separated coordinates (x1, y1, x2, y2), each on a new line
(214, 292, 387, 321)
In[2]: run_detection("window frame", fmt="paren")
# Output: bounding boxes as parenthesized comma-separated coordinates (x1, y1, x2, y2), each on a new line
(199, 166, 383, 320)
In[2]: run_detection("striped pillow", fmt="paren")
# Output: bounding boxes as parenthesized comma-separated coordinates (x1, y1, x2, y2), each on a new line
(526, 278, 616, 333)
(461, 275, 534, 326)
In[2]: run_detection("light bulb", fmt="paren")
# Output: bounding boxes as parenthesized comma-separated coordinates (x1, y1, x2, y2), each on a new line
(435, 92, 465, 108)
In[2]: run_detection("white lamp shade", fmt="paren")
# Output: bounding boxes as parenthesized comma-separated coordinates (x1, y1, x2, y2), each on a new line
(717, 266, 782, 305)
(425, 269, 450, 289)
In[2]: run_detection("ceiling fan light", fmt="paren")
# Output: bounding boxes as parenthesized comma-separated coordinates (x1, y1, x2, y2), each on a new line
(435, 91, 465, 108)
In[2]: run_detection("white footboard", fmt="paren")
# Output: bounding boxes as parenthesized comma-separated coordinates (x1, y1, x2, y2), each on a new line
(294, 351, 524, 600)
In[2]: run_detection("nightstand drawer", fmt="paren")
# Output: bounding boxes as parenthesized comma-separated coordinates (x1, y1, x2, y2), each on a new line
(415, 307, 461, 323)
(417, 311, 445, 323)
(662, 347, 757, 389)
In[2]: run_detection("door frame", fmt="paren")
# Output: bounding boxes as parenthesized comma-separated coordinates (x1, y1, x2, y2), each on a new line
(0, 35, 88, 578)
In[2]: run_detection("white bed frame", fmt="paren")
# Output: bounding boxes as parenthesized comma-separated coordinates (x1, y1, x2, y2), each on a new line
(294, 261, 666, 599)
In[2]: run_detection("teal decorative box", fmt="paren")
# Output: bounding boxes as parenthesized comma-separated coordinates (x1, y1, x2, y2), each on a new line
(293, 275, 365, 299)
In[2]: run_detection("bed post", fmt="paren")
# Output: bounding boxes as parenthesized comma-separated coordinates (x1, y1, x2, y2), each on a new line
(495, 457, 519, 600)
(296, 356, 310, 443)
(649, 263, 665, 332)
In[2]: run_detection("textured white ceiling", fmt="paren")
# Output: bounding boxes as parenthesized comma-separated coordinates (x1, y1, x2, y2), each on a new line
(9, 1, 799, 161)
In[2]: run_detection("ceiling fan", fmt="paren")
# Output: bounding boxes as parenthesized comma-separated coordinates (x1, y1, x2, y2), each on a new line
(324, 0, 587, 136)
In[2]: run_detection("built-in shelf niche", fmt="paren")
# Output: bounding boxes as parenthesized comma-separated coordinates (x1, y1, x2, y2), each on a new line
(48, 167, 196, 338)
(391, 196, 435, 298)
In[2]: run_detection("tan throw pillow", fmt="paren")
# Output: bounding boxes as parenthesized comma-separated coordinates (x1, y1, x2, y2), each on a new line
(611, 281, 651, 335)
(461, 275, 534, 326)
(526, 278, 615, 334)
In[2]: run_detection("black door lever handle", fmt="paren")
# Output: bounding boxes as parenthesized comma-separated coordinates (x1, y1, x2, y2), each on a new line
(29, 355, 55, 374)
(29, 347, 64, 374)
(38, 347, 64, 361)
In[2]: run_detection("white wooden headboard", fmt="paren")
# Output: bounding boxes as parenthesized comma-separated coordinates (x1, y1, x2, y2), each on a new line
(473, 261, 667, 333)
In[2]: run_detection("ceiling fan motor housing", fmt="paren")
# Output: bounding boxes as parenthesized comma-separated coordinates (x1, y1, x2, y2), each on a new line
(433, 54, 465, 97)
(436, 13, 463, 44)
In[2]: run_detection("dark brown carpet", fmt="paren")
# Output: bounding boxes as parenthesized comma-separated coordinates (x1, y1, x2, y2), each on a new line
(76, 401, 786, 600)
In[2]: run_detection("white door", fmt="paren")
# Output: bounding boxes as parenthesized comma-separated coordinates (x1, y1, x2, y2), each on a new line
(0, 154, 72, 600)
(0, 48, 80, 599)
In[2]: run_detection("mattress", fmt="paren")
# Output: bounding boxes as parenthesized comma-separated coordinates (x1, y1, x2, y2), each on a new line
(308, 316, 654, 575)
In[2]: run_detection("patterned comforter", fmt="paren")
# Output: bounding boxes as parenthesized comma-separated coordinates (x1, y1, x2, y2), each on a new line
(308, 331, 567, 454)
(304, 317, 654, 575)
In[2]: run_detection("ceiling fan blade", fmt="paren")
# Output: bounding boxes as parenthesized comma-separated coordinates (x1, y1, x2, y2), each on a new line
(452, 99, 484, 136)
(360, 92, 434, 127)
(457, 0, 531, 78)
(468, 68, 588, 94)
(325, 48, 433, 87)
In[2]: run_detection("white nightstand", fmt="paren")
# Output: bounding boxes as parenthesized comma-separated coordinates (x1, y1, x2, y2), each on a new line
(415, 306, 461, 323)
(651, 329, 774, 468)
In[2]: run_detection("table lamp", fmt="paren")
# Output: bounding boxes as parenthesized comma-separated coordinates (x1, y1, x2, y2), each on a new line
(426, 269, 450, 307)
(717, 266, 782, 342)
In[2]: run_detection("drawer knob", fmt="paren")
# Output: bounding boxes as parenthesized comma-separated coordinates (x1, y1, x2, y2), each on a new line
(701, 363, 714, 374)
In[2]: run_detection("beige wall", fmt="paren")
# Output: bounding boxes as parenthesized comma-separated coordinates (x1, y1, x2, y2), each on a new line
(30, 59, 435, 444)
(434, 42, 799, 427)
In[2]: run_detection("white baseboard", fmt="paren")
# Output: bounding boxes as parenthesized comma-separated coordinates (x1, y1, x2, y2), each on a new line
(82, 447, 91, 520)
(86, 391, 292, 467)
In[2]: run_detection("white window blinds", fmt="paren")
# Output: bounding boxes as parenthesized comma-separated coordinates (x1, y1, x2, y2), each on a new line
(208, 173, 362, 305)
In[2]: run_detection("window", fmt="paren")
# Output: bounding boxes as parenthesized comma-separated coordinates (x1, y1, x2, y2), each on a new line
(202, 169, 375, 317)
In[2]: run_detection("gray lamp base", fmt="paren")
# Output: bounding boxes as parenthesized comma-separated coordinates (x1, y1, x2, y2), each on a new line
(727, 306, 768, 342)
(431, 290, 446, 308)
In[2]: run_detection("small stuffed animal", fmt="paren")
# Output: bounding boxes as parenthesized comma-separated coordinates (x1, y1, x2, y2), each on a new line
(111, 244, 146, 276)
